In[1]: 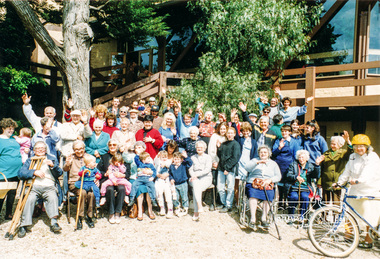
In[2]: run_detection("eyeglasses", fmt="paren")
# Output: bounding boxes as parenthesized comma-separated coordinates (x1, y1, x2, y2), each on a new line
(34, 147, 46, 151)
(120, 110, 127, 113)
(109, 144, 118, 147)
(263, 111, 270, 114)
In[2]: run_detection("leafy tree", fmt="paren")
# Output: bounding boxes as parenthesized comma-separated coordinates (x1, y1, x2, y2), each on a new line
(172, 0, 322, 115)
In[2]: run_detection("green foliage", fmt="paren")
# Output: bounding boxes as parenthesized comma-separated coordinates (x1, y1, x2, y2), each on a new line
(172, 0, 322, 115)
(0, 66, 47, 118)
(91, 0, 169, 46)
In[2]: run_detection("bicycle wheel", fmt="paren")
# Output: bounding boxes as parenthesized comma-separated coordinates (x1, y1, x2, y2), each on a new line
(308, 206, 359, 258)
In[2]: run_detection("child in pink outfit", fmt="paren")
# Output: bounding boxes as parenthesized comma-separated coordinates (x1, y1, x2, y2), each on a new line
(100, 154, 132, 205)
(15, 128, 32, 163)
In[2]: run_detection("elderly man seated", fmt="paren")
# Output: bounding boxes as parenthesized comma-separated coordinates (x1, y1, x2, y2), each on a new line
(17, 141, 63, 238)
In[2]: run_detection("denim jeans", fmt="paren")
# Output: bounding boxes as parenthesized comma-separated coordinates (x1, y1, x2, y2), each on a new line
(173, 182, 189, 209)
(217, 170, 235, 208)
(129, 176, 156, 202)
(288, 191, 310, 216)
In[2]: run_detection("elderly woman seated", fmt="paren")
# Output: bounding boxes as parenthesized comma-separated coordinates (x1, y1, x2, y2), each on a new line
(285, 150, 321, 221)
(189, 140, 212, 221)
(245, 145, 281, 230)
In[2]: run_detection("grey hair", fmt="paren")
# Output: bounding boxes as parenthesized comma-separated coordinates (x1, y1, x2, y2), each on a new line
(205, 111, 214, 120)
(73, 140, 85, 149)
(45, 106, 56, 114)
(330, 136, 345, 148)
(296, 150, 310, 161)
(134, 141, 146, 150)
(93, 119, 104, 129)
(33, 141, 47, 149)
(189, 126, 199, 135)
(258, 145, 272, 158)
(258, 116, 269, 123)
(195, 140, 207, 150)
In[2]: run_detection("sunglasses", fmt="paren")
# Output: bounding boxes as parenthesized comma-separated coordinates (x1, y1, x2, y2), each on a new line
(263, 111, 270, 114)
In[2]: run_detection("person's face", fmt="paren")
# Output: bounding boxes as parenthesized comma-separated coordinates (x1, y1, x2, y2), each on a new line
(169, 100, 174, 107)
(298, 153, 308, 165)
(259, 148, 269, 160)
(73, 145, 85, 158)
(249, 116, 257, 124)
(107, 118, 114, 127)
(119, 109, 128, 118)
(130, 112, 137, 120)
(234, 114, 240, 123)
(219, 125, 227, 136)
(144, 120, 153, 130)
(132, 102, 138, 109)
(259, 119, 269, 130)
(97, 112, 105, 119)
(42, 123, 51, 134)
(226, 129, 235, 141)
(173, 108, 179, 116)
(306, 125, 315, 134)
(149, 101, 155, 106)
(94, 124, 103, 135)
(291, 122, 299, 131)
(261, 96, 268, 103)
(2, 126, 14, 138)
(120, 121, 129, 131)
(262, 109, 270, 116)
(281, 130, 290, 139)
(270, 98, 277, 107)
(151, 110, 158, 117)
(173, 157, 182, 166)
(190, 130, 198, 140)
(134, 145, 145, 154)
(160, 156, 168, 162)
(330, 140, 340, 151)
(71, 114, 81, 124)
(87, 160, 97, 169)
(44, 108, 55, 119)
(354, 144, 367, 156)
(242, 129, 250, 138)
(205, 113, 212, 122)
(34, 144, 46, 157)
(108, 142, 118, 153)
(166, 117, 173, 126)
(114, 161, 121, 167)
(196, 145, 205, 155)
(218, 115, 224, 123)
(283, 100, 291, 108)
(167, 146, 175, 155)
(112, 99, 120, 108)
(184, 116, 192, 126)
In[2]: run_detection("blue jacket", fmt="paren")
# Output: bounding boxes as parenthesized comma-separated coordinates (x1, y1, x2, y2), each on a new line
(134, 155, 157, 178)
(232, 122, 258, 160)
(278, 106, 307, 124)
(18, 154, 64, 205)
(176, 112, 199, 139)
(31, 129, 60, 160)
(302, 133, 328, 165)
(169, 157, 193, 185)
(85, 132, 110, 163)
(272, 137, 301, 176)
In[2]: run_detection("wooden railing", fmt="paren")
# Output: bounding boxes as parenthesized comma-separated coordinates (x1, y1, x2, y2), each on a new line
(92, 71, 193, 107)
(277, 60, 380, 121)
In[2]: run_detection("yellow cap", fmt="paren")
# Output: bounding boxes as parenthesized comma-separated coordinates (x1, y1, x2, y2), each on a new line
(351, 134, 371, 146)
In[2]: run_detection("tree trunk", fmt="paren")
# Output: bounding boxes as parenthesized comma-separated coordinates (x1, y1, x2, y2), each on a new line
(8, 0, 93, 110)
(63, 0, 93, 109)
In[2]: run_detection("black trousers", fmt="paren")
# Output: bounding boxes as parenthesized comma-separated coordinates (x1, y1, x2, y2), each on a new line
(105, 185, 126, 215)
(0, 176, 19, 217)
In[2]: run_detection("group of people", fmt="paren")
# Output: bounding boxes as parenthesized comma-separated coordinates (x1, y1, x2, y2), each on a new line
(0, 91, 379, 249)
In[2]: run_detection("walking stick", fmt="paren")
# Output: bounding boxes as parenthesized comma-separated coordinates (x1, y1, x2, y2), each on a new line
(5, 157, 44, 240)
(263, 187, 281, 240)
(74, 169, 87, 231)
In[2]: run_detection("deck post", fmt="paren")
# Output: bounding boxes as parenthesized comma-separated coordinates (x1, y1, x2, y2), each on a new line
(305, 66, 316, 122)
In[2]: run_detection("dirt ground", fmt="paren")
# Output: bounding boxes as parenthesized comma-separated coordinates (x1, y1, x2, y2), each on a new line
(1, 203, 379, 259)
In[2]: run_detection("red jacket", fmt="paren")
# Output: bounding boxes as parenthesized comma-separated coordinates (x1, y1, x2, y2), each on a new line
(135, 128, 164, 159)
(103, 125, 119, 138)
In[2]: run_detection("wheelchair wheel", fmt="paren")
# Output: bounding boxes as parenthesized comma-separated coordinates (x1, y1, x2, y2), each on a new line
(308, 206, 359, 258)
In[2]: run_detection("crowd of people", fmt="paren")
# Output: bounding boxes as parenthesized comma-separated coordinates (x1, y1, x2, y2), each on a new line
(0, 90, 379, 249)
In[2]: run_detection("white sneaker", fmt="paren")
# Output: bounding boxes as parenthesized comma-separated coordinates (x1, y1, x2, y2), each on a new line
(124, 196, 129, 204)
(192, 215, 199, 221)
(179, 208, 188, 217)
(166, 210, 174, 219)
(109, 215, 116, 224)
(100, 197, 106, 206)
(159, 207, 166, 216)
(174, 208, 181, 217)
(115, 215, 121, 224)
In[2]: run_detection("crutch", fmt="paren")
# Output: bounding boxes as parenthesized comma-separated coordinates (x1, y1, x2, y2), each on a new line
(263, 187, 281, 240)
(74, 169, 87, 231)
(5, 157, 44, 240)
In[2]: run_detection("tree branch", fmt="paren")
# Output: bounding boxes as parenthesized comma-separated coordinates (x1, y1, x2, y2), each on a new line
(89, 0, 110, 11)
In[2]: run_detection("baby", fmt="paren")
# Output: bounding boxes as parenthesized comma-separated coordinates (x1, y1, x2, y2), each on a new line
(15, 128, 32, 163)
(128, 152, 156, 206)
(75, 154, 102, 207)
(100, 154, 132, 206)
(154, 151, 176, 218)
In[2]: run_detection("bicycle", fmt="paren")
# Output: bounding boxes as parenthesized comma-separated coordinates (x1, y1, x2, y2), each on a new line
(308, 184, 380, 257)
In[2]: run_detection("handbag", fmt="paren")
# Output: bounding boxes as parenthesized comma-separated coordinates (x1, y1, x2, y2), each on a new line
(252, 178, 274, 191)
(128, 204, 138, 218)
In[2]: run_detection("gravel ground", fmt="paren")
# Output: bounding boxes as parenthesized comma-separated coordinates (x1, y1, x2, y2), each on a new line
(1, 204, 379, 259)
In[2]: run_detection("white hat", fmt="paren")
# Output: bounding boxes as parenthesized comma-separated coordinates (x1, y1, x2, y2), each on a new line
(71, 110, 81, 116)
(129, 109, 139, 114)
(149, 97, 156, 102)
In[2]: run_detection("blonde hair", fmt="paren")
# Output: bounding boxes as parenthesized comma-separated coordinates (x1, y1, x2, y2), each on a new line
(139, 152, 150, 162)
(157, 150, 168, 158)
(83, 154, 96, 165)
(161, 112, 176, 129)
(20, 128, 32, 138)
(94, 104, 108, 117)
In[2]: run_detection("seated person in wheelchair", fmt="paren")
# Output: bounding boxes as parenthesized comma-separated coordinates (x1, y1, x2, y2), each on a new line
(284, 150, 321, 218)
(17, 141, 63, 238)
(245, 145, 281, 230)
(335, 134, 380, 249)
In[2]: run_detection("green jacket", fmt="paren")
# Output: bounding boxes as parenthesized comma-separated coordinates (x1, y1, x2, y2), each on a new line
(318, 146, 353, 189)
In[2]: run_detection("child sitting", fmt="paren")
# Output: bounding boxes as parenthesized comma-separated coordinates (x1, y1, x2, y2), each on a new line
(169, 151, 193, 216)
(154, 151, 176, 218)
(15, 128, 32, 163)
(128, 151, 157, 206)
(100, 154, 132, 206)
(75, 154, 102, 207)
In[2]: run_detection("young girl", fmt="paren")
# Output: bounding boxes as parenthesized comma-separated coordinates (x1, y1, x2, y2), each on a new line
(100, 153, 132, 205)
(154, 151, 176, 218)
(75, 154, 102, 207)
(15, 128, 32, 163)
